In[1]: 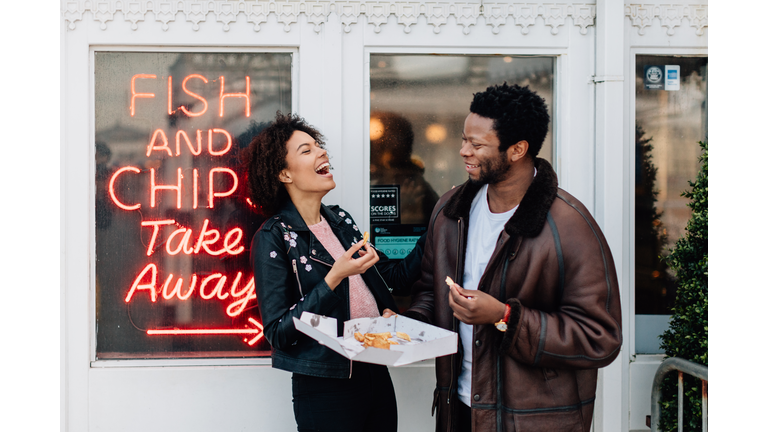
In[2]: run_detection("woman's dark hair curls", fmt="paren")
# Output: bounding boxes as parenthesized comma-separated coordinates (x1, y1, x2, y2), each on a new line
(245, 112, 325, 216)
(469, 83, 550, 158)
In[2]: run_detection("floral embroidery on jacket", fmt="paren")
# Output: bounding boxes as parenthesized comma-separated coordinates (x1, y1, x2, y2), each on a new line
(289, 239, 297, 248)
(270, 251, 277, 258)
(305, 264, 312, 272)
(345, 218, 352, 224)
(339, 211, 345, 217)
(300, 256, 307, 264)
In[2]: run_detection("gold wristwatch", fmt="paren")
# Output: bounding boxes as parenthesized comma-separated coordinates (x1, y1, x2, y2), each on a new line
(495, 303, 512, 332)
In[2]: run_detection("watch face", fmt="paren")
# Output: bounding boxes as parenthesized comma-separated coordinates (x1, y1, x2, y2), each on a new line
(496, 322, 507, 332)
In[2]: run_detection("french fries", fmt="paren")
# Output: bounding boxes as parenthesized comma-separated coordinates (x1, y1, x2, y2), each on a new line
(365, 332, 392, 349)
(354, 331, 410, 350)
(362, 231, 369, 244)
(446, 275, 474, 300)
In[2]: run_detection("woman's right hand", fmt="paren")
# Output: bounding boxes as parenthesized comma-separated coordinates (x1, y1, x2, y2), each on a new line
(324, 239, 379, 290)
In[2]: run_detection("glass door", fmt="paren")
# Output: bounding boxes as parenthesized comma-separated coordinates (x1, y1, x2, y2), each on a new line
(634, 55, 707, 354)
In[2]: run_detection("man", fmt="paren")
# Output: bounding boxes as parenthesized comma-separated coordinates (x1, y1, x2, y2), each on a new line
(404, 83, 622, 431)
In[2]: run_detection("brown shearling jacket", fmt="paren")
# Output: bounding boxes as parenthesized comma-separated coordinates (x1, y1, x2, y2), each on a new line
(406, 158, 622, 432)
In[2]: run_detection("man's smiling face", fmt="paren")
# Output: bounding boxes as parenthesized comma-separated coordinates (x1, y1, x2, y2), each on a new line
(460, 112, 511, 186)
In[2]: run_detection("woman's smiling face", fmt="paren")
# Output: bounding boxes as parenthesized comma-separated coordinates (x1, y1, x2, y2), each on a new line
(280, 130, 336, 194)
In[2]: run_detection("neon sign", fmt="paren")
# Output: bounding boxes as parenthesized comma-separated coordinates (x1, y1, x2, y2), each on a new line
(131, 73, 251, 118)
(121, 73, 259, 347)
(148, 318, 264, 346)
(95, 52, 291, 357)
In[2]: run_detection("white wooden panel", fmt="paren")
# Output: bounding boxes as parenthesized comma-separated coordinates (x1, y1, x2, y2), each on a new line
(63, 26, 93, 432)
(335, 21, 369, 221)
(89, 367, 294, 432)
(88, 364, 436, 431)
(363, 13, 574, 48)
(390, 363, 438, 431)
(317, 12, 347, 211)
(557, 21, 596, 209)
(593, 1, 628, 431)
(628, 355, 664, 431)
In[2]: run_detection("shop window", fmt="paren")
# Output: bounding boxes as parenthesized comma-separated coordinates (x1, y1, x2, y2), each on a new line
(634, 55, 707, 353)
(369, 54, 554, 310)
(94, 51, 292, 359)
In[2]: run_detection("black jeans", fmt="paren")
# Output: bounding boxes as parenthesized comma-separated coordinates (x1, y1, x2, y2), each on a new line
(291, 362, 397, 432)
(456, 399, 471, 432)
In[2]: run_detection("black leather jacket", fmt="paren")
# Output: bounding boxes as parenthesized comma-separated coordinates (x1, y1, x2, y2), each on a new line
(251, 200, 425, 379)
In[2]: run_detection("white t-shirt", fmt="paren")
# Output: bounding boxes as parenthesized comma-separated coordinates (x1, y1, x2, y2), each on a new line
(457, 183, 518, 407)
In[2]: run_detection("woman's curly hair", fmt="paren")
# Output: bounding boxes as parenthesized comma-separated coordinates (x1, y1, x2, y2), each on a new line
(245, 112, 325, 216)
(469, 83, 550, 158)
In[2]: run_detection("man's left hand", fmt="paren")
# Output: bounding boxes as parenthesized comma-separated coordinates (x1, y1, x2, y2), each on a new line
(448, 283, 506, 325)
(382, 308, 397, 318)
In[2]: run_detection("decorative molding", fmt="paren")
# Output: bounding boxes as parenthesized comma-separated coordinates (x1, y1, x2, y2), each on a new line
(625, 4, 707, 36)
(63, 1, 597, 36)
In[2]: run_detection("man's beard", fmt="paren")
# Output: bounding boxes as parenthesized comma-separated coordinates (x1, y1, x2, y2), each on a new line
(468, 152, 511, 186)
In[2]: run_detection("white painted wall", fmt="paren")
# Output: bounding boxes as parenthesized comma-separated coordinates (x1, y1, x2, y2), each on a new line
(87, 361, 435, 431)
(61, 2, 707, 431)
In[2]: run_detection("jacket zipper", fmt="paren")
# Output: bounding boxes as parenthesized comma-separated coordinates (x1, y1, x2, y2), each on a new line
(373, 265, 393, 293)
(447, 218, 464, 432)
(309, 256, 333, 267)
(291, 259, 304, 298)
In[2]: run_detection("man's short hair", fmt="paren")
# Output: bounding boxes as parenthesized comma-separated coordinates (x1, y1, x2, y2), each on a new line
(469, 83, 550, 158)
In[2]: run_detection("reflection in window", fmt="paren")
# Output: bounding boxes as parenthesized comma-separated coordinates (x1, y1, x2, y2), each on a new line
(370, 111, 440, 226)
(371, 55, 554, 199)
(94, 52, 292, 358)
(369, 54, 554, 311)
(634, 56, 707, 353)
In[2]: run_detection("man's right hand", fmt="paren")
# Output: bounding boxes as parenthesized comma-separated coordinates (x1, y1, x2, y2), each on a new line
(448, 283, 506, 325)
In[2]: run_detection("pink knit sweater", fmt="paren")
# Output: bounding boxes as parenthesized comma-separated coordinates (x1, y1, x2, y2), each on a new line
(308, 217, 380, 319)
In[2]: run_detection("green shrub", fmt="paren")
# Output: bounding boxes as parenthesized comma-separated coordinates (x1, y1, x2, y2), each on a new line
(635, 124, 675, 315)
(658, 141, 708, 431)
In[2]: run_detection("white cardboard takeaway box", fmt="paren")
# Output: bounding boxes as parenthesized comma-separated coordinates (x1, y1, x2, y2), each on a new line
(293, 312, 458, 366)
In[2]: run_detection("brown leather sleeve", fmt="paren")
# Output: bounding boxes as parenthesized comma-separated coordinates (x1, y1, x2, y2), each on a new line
(404, 219, 436, 324)
(501, 200, 623, 370)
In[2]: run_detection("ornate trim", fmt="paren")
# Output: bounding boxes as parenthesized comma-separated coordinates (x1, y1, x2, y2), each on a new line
(625, 4, 707, 36)
(63, 1, 596, 35)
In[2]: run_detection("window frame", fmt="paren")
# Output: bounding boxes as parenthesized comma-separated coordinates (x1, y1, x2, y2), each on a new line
(88, 45, 299, 367)
(627, 47, 708, 357)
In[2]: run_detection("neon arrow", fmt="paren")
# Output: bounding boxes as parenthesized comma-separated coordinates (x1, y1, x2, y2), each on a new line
(147, 317, 264, 346)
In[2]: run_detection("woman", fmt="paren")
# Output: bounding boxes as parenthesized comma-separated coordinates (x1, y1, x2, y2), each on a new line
(247, 113, 424, 432)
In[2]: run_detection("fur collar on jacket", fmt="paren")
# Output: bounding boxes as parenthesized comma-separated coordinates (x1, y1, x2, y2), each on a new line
(443, 157, 559, 238)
